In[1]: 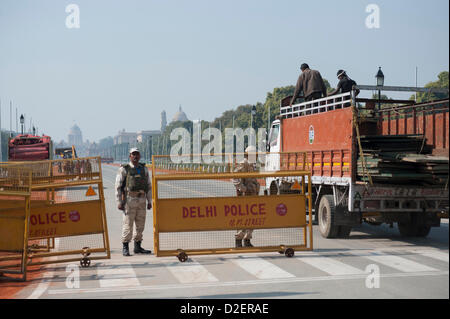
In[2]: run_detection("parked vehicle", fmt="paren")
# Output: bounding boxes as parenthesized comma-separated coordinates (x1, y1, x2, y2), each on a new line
(266, 89, 449, 238)
(8, 134, 53, 161)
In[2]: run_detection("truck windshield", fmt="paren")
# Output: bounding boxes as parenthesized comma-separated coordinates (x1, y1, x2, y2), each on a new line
(269, 124, 280, 147)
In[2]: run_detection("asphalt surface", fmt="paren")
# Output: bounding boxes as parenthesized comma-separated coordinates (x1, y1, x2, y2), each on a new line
(13, 164, 449, 299)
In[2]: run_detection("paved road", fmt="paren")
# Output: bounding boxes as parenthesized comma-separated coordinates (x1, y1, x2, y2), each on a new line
(15, 164, 449, 299)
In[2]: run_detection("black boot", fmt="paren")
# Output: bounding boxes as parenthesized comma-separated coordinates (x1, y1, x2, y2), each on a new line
(244, 239, 253, 247)
(235, 239, 242, 248)
(122, 242, 130, 256)
(134, 241, 151, 254)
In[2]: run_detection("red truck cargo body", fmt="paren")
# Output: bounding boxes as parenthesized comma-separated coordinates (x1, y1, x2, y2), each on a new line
(273, 94, 448, 238)
(281, 107, 354, 179)
(280, 99, 449, 180)
(379, 99, 449, 156)
(8, 135, 52, 161)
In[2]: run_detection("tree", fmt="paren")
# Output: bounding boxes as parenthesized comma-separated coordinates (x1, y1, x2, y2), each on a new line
(411, 71, 449, 103)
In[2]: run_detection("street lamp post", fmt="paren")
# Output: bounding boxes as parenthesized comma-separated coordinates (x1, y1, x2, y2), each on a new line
(251, 105, 257, 148)
(251, 105, 257, 130)
(20, 114, 24, 135)
(375, 67, 385, 110)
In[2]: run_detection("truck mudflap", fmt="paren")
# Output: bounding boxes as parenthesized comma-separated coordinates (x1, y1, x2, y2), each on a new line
(350, 184, 449, 213)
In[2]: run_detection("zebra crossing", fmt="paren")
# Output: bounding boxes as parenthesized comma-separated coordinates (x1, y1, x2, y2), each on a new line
(45, 248, 449, 296)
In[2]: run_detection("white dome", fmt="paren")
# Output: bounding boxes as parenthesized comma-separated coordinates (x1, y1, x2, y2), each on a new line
(69, 124, 82, 136)
(172, 106, 189, 122)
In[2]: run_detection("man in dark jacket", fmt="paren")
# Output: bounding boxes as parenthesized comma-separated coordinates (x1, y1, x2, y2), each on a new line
(290, 63, 328, 106)
(328, 70, 360, 96)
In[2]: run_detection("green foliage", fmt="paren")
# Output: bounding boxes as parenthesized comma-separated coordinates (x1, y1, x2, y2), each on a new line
(410, 71, 449, 103)
(262, 86, 295, 128)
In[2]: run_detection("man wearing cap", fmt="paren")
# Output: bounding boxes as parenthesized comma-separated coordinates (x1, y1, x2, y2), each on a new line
(232, 146, 260, 248)
(328, 70, 360, 97)
(115, 148, 152, 256)
(290, 63, 328, 106)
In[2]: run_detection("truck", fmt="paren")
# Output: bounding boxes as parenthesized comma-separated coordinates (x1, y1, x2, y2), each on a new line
(55, 145, 78, 159)
(265, 89, 449, 238)
(8, 134, 53, 161)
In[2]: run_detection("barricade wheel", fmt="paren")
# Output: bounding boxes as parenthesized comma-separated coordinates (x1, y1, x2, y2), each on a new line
(178, 252, 188, 262)
(80, 258, 91, 268)
(285, 248, 294, 258)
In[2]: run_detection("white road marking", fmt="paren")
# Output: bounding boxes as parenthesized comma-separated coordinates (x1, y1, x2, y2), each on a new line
(416, 250, 449, 263)
(27, 238, 60, 299)
(97, 262, 140, 288)
(166, 261, 219, 283)
(232, 256, 295, 279)
(26, 271, 55, 299)
(46, 270, 449, 295)
(297, 256, 365, 276)
(352, 251, 438, 272)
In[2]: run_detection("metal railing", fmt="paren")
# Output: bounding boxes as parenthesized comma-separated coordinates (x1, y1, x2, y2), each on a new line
(280, 92, 353, 119)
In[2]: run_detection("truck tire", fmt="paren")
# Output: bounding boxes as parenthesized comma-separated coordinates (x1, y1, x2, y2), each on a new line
(398, 213, 431, 238)
(398, 222, 418, 237)
(337, 226, 352, 238)
(415, 224, 431, 237)
(318, 195, 340, 238)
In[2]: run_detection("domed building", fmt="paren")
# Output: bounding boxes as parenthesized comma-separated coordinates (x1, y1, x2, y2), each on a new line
(171, 106, 189, 122)
(68, 124, 83, 147)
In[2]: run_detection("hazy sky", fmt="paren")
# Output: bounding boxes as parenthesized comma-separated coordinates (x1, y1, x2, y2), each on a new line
(0, 0, 449, 143)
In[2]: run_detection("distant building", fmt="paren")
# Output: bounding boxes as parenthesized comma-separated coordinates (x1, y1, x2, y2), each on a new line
(68, 124, 83, 147)
(171, 105, 189, 122)
(114, 129, 137, 145)
(137, 130, 161, 143)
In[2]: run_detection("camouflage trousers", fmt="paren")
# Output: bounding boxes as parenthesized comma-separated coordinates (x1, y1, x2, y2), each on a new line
(122, 196, 147, 243)
(234, 189, 258, 240)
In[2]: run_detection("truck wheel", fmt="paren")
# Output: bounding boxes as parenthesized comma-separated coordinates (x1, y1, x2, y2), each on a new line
(318, 195, 340, 238)
(398, 213, 431, 238)
(337, 226, 352, 238)
(416, 225, 431, 237)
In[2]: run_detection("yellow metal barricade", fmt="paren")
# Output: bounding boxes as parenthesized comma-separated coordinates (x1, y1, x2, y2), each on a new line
(152, 153, 312, 262)
(0, 157, 110, 281)
(0, 166, 32, 281)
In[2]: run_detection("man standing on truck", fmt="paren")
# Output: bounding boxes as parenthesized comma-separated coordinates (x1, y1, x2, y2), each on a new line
(233, 146, 260, 248)
(290, 63, 328, 106)
(328, 69, 360, 97)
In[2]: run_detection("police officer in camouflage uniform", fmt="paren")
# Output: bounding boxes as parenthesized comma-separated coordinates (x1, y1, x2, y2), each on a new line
(115, 148, 152, 256)
(233, 146, 260, 248)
